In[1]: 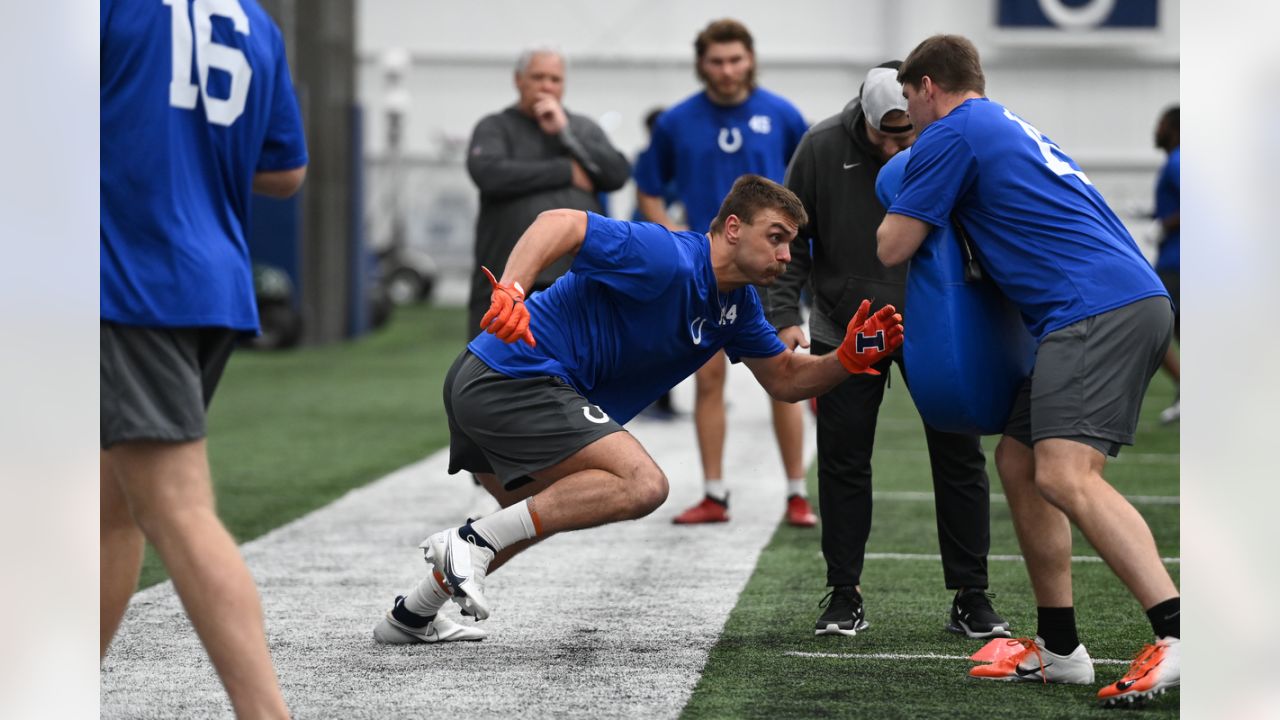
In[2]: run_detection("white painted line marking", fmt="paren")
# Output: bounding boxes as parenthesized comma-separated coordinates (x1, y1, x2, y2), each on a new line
(847, 552, 1180, 565)
(873, 490, 1179, 506)
(785, 651, 1130, 666)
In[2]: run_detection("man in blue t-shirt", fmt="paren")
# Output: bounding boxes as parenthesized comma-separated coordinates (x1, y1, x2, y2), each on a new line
(876, 35, 1179, 705)
(634, 18, 816, 529)
(100, 2, 307, 715)
(1153, 105, 1181, 424)
(372, 176, 903, 642)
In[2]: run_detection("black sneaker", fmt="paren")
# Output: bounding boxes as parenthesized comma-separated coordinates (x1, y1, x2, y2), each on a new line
(815, 586, 869, 636)
(946, 588, 1012, 638)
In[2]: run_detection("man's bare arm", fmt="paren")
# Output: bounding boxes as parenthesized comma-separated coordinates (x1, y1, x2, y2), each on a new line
(252, 166, 307, 198)
(498, 209, 589, 289)
(876, 213, 932, 267)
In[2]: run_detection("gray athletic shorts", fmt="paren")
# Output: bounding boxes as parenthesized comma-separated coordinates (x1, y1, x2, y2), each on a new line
(100, 322, 239, 449)
(444, 350, 625, 489)
(1004, 296, 1173, 457)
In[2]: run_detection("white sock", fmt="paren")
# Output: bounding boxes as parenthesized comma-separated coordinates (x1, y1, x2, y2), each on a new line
(404, 568, 451, 617)
(787, 479, 807, 498)
(470, 498, 541, 552)
(704, 480, 727, 502)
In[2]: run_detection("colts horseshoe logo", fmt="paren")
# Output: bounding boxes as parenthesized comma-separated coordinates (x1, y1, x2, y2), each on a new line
(582, 405, 610, 424)
(718, 127, 742, 153)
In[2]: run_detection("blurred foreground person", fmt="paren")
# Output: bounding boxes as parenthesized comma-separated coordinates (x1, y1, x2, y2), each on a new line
(101, 1, 307, 716)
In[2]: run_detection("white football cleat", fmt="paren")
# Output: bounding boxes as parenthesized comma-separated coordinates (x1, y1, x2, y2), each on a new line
(421, 528, 495, 621)
(372, 597, 486, 644)
(969, 636, 1096, 684)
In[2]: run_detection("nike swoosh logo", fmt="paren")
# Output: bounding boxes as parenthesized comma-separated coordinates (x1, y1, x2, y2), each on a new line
(1015, 662, 1052, 678)
(690, 317, 708, 345)
(843, 162, 861, 169)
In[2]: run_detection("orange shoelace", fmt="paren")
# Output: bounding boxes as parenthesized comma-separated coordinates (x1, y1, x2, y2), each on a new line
(1116, 643, 1162, 685)
(998, 638, 1048, 684)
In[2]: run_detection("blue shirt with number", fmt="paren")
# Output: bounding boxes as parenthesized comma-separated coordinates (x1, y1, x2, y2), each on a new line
(634, 89, 807, 233)
(888, 98, 1167, 340)
(469, 213, 786, 425)
(100, 0, 308, 331)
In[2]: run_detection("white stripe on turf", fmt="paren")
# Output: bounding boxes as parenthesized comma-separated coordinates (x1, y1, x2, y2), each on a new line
(873, 490, 1179, 505)
(100, 364, 814, 719)
(845, 552, 1180, 565)
(784, 651, 1130, 665)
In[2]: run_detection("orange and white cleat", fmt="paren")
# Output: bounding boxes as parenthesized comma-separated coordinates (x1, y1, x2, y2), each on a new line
(785, 494, 818, 527)
(969, 636, 1095, 684)
(1097, 637, 1180, 707)
(672, 495, 730, 524)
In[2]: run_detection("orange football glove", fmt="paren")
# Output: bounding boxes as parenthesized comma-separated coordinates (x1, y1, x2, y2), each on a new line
(479, 266, 536, 347)
(836, 299, 903, 375)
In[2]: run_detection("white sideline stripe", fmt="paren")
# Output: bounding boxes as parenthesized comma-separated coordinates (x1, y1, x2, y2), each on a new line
(874, 490, 1179, 506)
(853, 552, 1180, 565)
(784, 651, 1129, 666)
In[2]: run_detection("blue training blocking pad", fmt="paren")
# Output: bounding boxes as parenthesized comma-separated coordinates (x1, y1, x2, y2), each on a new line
(876, 149, 1036, 435)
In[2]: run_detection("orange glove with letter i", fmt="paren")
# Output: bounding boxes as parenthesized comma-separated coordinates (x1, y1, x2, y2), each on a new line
(479, 266, 536, 347)
(836, 299, 903, 375)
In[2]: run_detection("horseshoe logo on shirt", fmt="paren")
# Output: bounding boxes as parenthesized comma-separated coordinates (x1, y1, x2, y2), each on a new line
(718, 127, 743, 153)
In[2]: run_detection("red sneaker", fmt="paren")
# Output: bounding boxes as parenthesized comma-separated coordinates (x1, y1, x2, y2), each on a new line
(672, 495, 730, 524)
(786, 495, 817, 527)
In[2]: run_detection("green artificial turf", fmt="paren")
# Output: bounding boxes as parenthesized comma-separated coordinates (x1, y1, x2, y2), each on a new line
(136, 304, 468, 588)
(682, 367, 1180, 719)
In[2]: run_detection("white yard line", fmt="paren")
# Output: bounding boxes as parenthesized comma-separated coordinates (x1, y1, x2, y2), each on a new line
(100, 365, 813, 719)
(784, 651, 1130, 666)
(873, 490, 1180, 506)
(855, 552, 1180, 565)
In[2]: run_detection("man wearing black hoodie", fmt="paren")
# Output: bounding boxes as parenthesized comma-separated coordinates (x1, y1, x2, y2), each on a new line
(769, 62, 1008, 638)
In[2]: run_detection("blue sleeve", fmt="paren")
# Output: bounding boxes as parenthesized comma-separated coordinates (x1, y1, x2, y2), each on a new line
(256, 28, 308, 172)
(634, 116, 674, 196)
(888, 125, 976, 228)
(572, 213, 680, 302)
(724, 287, 787, 361)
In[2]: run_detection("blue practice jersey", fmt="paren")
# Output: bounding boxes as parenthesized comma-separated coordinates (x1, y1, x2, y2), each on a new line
(635, 89, 807, 233)
(469, 213, 786, 424)
(101, 0, 308, 331)
(889, 98, 1167, 340)
(1154, 147, 1180, 272)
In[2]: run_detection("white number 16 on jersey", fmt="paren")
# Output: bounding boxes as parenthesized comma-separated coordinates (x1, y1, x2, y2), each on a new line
(164, 0, 251, 127)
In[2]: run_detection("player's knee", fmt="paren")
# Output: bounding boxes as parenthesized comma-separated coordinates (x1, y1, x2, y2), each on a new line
(994, 436, 1031, 479)
(627, 466, 669, 517)
(1032, 468, 1088, 513)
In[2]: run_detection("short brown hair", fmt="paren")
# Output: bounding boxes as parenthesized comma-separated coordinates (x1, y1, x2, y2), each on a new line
(695, 18, 756, 88)
(898, 34, 986, 95)
(710, 174, 807, 235)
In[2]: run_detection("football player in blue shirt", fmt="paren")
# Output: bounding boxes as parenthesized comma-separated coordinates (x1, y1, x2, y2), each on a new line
(101, 1, 307, 715)
(876, 35, 1179, 705)
(634, 18, 816, 529)
(373, 175, 903, 643)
